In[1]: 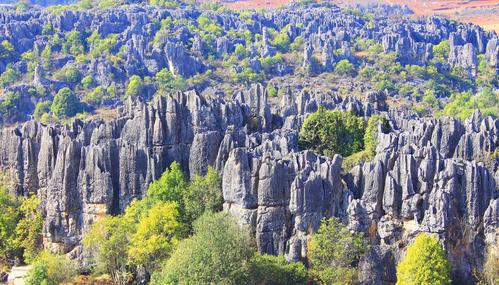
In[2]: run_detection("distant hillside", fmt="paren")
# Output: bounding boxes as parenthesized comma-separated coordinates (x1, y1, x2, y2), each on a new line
(217, 0, 499, 31)
(0, 0, 77, 6)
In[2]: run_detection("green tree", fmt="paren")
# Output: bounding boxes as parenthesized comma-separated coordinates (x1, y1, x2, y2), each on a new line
(0, 40, 14, 59)
(248, 254, 309, 285)
(483, 242, 499, 285)
(147, 162, 187, 210)
(266, 84, 277, 97)
(334, 59, 356, 76)
(151, 212, 254, 285)
(0, 67, 19, 88)
(81, 75, 94, 89)
(54, 64, 81, 83)
(63, 30, 84, 55)
(0, 187, 21, 264)
(272, 29, 291, 52)
(83, 215, 134, 285)
(299, 109, 365, 157)
(34, 101, 52, 120)
(155, 68, 187, 93)
(183, 167, 223, 224)
(13, 195, 43, 262)
(432, 40, 449, 63)
(364, 115, 389, 158)
(396, 234, 451, 285)
(25, 251, 76, 285)
(441, 88, 499, 120)
(308, 217, 367, 285)
(51, 87, 81, 118)
(125, 75, 145, 98)
(128, 202, 183, 273)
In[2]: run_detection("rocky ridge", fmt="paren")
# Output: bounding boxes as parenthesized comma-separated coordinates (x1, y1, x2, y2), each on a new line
(0, 84, 497, 283)
(0, 2, 497, 124)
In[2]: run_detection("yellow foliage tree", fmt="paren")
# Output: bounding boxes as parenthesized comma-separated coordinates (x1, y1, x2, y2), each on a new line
(396, 234, 451, 285)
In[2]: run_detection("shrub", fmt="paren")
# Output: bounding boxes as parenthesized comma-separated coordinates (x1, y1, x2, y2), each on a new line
(12, 195, 43, 263)
(483, 242, 499, 285)
(63, 30, 84, 55)
(272, 29, 291, 52)
(308, 217, 367, 285)
(128, 202, 183, 273)
(248, 254, 309, 285)
(299, 109, 365, 157)
(432, 40, 449, 63)
(54, 64, 81, 83)
(364, 115, 389, 158)
(266, 84, 277, 97)
(441, 88, 499, 120)
(0, 187, 21, 263)
(155, 68, 187, 93)
(0, 67, 19, 88)
(25, 251, 76, 285)
(183, 167, 223, 224)
(83, 215, 134, 285)
(51, 87, 82, 118)
(0, 40, 15, 59)
(125, 75, 145, 98)
(147, 162, 187, 215)
(396, 234, 451, 285)
(81, 75, 94, 89)
(334, 59, 356, 76)
(151, 212, 254, 285)
(290, 36, 304, 51)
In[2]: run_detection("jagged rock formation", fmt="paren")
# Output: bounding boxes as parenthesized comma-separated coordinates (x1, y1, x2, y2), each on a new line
(0, 2, 497, 125)
(0, 0, 77, 6)
(0, 84, 496, 283)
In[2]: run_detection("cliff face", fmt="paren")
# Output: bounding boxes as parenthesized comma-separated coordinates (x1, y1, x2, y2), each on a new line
(0, 85, 497, 283)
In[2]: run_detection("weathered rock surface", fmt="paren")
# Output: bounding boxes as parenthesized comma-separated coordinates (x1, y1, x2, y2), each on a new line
(0, 84, 496, 284)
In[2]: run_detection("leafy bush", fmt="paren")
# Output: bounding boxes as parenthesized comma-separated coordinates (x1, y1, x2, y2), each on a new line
(308, 217, 367, 285)
(81, 75, 94, 89)
(51, 87, 82, 118)
(396, 234, 451, 285)
(84, 86, 116, 105)
(248, 254, 309, 285)
(266, 84, 277, 97)
(155, 68, 187, 93)
(271, 29, 291, 53)
(83, 215, 134, 285)
(34, 101, 51, 120)
(0, 40, 14, 59)
(441, 88, 498, 120)
(0, 91, 20, 121)
(299, 109, 365, 157)
(125, 75, 145, 98)
(63, 30, 85, 55)
(482, 242, 499, 285)
(0, 67, 19, 88)
(334, 59, 356, 76)
(12, 195, 43, 263)
(183, 167, 223, 224)
(54, 64, 81, 83)
(364, 115, 389, 158)
(25, 251, 76, 285)
(128, 202, 183, 273)
(151, 212, 254, 285)
(0, 187, 21, 264)
(432, 40, 449, 63)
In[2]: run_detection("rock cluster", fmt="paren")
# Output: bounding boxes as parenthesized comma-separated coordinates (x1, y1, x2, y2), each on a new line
(0, 84, 496, 283)
(0, 3, 497, 124)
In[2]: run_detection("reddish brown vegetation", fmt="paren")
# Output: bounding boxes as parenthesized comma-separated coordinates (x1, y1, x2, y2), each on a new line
(214, 0, 499, 32)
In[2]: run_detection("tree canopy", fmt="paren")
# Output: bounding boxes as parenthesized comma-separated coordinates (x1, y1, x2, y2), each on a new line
(396, 234, 452, 285)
